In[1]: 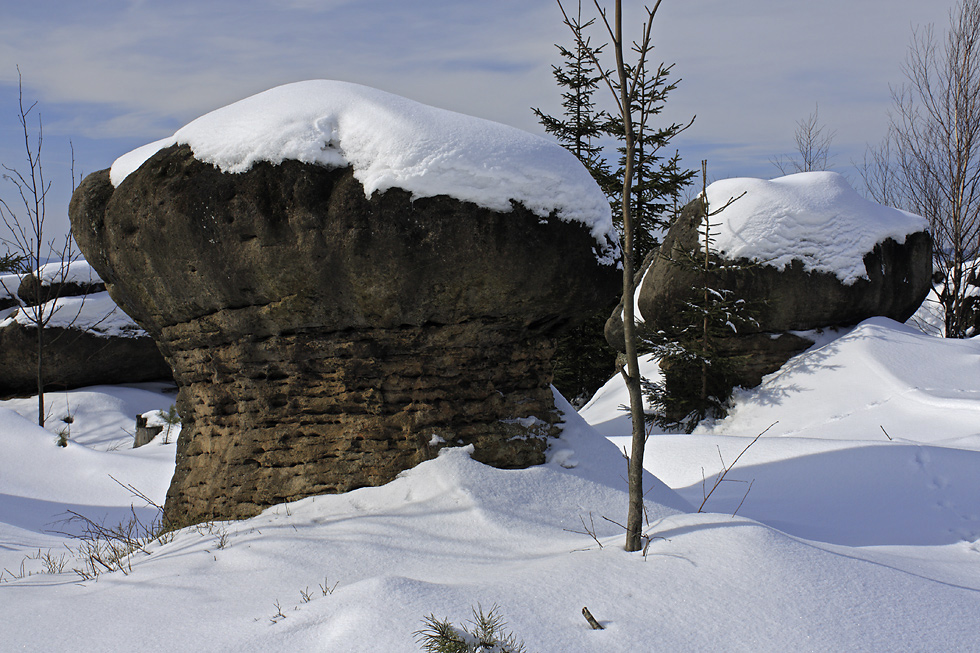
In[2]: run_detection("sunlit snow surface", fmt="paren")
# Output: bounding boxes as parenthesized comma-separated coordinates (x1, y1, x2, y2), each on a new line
(32, 260, 103, 286)
(704, 172, 927, 284)
(0, 261, 144, 337)
(589, 318, 980, 550)
(110, 80, 618, 262)
(2, 319, 980, 650)
(0, 291, 144, 337)
(0, 261, 101, 293)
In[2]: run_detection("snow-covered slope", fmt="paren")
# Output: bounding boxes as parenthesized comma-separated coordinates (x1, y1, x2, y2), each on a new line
(110, 80, 617, 261)
(585, 318, 980, 634)
(701, 317, 980, 444)
(705, 172, 927, 284)
(3, 329, 980, 651)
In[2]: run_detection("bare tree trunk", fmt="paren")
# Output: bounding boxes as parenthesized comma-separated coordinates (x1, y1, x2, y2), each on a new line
(37, 316, 44, 426)
(610, 0, 655, 554)
(556, 0, 670, 551)
(0, 69, 85, 427)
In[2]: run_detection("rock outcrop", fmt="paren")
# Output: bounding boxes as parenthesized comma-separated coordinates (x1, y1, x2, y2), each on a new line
(70, 146, 619, 527)
(0, 263, 172, 398)
(16, 261, 106, 306)
(0, 319, 171, 397)
(608, 184, 933, 391)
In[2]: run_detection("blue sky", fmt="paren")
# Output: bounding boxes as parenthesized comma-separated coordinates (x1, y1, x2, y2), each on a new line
(0, 0, 957, 240)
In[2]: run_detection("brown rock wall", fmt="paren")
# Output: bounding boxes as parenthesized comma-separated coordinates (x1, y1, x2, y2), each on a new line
(0, 321, 172, 398)
(70, 145, 619, 527)
(163, 321, 557, 524)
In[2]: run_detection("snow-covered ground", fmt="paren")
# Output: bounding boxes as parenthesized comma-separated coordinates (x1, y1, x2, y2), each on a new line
(1, 317, 978, 651)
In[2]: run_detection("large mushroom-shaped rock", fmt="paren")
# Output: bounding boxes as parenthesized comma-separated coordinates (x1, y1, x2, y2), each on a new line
(70, 80, 620, 527)
(609, 172, 932, 389)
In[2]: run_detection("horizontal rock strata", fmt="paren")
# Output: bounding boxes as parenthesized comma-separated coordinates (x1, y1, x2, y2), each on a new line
(162, 322, 557, 521)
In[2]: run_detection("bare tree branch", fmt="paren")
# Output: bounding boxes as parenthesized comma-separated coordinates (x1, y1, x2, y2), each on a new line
(0, 68, 87, 426)
(771, 104, 836, 175)
(865, 0, 980, 338)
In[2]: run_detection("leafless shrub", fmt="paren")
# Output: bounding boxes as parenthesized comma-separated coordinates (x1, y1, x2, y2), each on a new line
(862, 0, 980, 338)
(57, 506, 160, 580)
(52, 477, 174, 580)
(771, 104, 836, 174)
(270, 599, 287, 624)
(698, 423, 774, 513)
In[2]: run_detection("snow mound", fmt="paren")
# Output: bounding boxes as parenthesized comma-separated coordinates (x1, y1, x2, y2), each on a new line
(705, 172, 927, 285)
(0, 261, 102, 299)
(0, 273, 17, 301)
(111, 80, 617, 259)
(0, 384, 177, 537)
(3, 384, 979, 651)
(705, 317, 980, 443)
(33, 259, 103, 286)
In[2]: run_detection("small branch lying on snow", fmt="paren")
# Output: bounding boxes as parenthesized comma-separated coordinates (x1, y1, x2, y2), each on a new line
(880, 425, 893, 441)
(582, 606, 604, 630)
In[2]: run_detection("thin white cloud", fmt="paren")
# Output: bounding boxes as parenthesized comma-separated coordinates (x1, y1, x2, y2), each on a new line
(0, 0, 964, 197)
(1, 0, 560, 139)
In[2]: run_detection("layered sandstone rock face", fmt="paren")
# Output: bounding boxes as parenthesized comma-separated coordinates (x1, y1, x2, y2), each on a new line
(71, 142, 618, 526)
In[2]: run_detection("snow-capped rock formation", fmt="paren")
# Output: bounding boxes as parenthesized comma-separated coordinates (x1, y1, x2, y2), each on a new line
(607, 172, 932, 392)
(0, 261, 172, 397)
(70, 80, 620, 526)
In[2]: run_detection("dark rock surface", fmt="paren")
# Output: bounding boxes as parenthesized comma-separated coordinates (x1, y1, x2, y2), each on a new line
(607, 197, 933, 389)
(0, 320, 172, 398)
(1, 261, 171, 398)
(70, 145, 619, 527)
(0, 283, 17, 312)
(16, 272, 106, 306)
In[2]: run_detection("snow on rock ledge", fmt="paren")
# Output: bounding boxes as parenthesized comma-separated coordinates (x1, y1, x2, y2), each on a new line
(705, 172, 927, 285)
(110, 80, 617, 262)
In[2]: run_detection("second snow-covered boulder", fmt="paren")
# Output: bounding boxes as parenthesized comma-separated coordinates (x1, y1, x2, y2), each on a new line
(612, 172, 932, 388)
(70, 80, 620, 527)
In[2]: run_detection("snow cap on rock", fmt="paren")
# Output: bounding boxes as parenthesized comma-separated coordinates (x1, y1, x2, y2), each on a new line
(704, 172, 928, 285)
(111, 80, 618, 262)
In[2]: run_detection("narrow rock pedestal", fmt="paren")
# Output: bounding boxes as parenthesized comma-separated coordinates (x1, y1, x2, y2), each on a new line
(163, 321, 560, 522)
